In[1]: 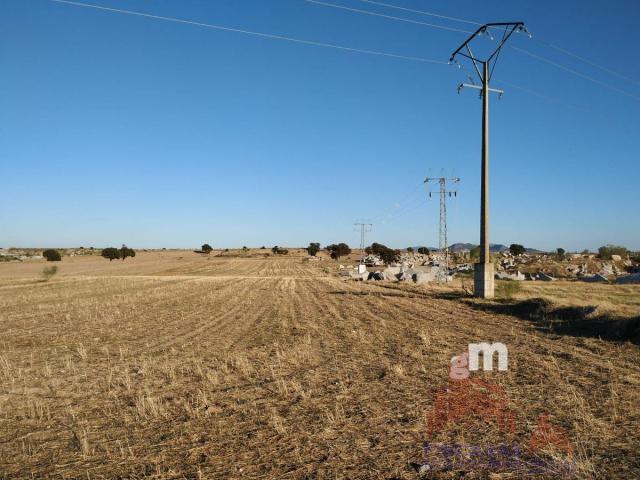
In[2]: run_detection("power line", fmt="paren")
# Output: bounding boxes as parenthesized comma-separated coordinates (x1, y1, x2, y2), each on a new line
(49, 0, 447, 65)
(303, 0, 473, 34)
(367, 181, 425, 223)
(349, 0, 640, 91)
(496, 79, 589, 113)
(49, 1, 634, 114)
(535, 38, 640, 88)
(380, 199, 428, 224)
(355, 0, 483, 26)
(511, 45, 640, 102)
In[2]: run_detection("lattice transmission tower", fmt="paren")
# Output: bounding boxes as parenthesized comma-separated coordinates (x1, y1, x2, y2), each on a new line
(425, 176, 460, 282)
(354, 222, 372, 265)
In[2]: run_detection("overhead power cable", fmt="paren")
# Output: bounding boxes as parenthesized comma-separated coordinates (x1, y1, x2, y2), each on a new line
(367, 181, 425, 223)
(303, 0, 473, 34)
(351, 0, 640, 89)
(49, 1, 633, 111)
(495, 79, 588, 113)
(534, 39, 640, 88)
(380, 199, 428, 224)
(50, 0, 447, 64)
(511, 45, 640, 102)
(355, 0, 483, 26)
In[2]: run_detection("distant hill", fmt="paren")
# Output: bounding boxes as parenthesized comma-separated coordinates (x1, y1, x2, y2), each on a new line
(419, 243, 544, 254)
(448, 243, 508, 253)
(449, 243, 476, 252)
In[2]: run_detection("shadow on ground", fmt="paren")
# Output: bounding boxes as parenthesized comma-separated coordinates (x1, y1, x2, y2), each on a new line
(466, 297, 640, 345)
(330, 281, 639, 345)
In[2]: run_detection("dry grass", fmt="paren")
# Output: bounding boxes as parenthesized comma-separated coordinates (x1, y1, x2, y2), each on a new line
(516, 280, 640, 319)
(0, 252, 638, 479)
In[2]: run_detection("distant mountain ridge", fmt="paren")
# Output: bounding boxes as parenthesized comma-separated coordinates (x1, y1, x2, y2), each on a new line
(411, 243, 545, 253)
(446, 243, 545, 253)
(448, 243, 509, 253)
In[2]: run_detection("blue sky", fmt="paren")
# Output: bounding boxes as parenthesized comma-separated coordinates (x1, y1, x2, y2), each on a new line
(1, 0, 639, 251)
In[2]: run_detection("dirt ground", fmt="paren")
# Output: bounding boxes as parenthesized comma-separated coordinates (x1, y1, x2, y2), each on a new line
(0, 251, 639, 479)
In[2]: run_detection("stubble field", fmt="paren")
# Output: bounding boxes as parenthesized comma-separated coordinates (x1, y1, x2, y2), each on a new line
(0, 251, 639, 479)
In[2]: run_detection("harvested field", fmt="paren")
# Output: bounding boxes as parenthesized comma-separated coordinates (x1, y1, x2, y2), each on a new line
(1, 252, 639, 479)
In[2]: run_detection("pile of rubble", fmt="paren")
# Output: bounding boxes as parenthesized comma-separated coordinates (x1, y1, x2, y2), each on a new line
(0, 249, 44, 261)
(363, 254, 384, 266)
(363, 252, 433, 268)
(493, 250, 638, 282)
(342, 263, 439, 284)
(342, 249, 639, 284)
(398, 252, 431, 266)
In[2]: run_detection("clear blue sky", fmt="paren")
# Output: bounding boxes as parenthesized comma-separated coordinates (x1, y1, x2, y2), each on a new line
(1, 0, 639, 251)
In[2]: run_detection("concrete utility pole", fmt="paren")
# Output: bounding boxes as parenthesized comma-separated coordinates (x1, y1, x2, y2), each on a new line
(424, 176, 460, 282)
(450, 22, 528, 298)
(354, 222, 372, 265)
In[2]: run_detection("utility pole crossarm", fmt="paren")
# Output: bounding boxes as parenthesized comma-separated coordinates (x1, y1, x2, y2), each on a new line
(458, 84, 504, 97)
(450, 22, 527, 63)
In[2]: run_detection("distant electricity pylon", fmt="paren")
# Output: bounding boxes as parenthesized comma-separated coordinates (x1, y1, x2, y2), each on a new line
(450, 22, 528, 298)
(425, 177, 460, 282)
(354, 222, 372, 264)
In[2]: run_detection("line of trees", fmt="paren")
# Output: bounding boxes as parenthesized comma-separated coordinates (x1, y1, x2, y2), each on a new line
(101, 245, 136, 261)
(407, 246, 430, 254)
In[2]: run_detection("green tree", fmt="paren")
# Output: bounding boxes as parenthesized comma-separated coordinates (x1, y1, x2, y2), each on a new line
(365, 243, 386, 256)
(327, 243, 351, 260)
(42, 249, 61, 262)
(598, 245, 628, 260)
(556, 248, 566, 260)
(407, 247, 414, 253)
(307, 242, 320, 256)
(364, 242, 399, 264)
(201, 244, 213, 254)
(509, 244, 526, 256)
(378, 247, 401, 264)
(120, 245, 135, 261)
(101, 247, 120, 261)
(417, 247, 430, 255)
